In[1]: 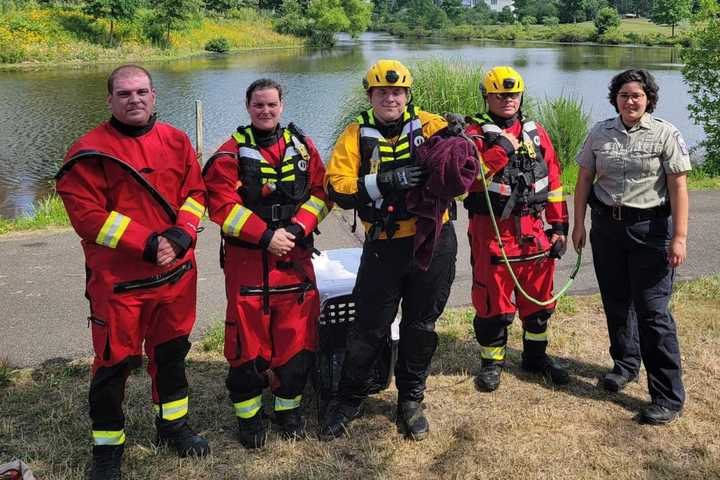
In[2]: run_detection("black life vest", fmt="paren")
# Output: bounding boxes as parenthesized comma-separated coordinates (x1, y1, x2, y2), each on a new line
(232, 124, 311, 226)
(356, 105, 425, 225)
(464, 114, 549, 219)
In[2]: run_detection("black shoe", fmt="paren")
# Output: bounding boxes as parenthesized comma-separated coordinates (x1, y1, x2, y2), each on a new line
(89, 445, 123, 480)
(639, 404, 682, 425)
(602, 372, 636, 392)
(274, 408, 307, 439)
(396, 400, 429, 441)
(318, 401, 362, 441)
(237, 413, 267, 449)
(156, 418, 210, 458)
(521, 354, 570, 385)
(475, 363, 502, 392)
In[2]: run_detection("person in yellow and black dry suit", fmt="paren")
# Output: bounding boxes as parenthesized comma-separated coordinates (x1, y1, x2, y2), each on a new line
(320, 60, 458, 441)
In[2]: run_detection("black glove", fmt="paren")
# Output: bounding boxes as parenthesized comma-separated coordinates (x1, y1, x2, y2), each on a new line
(142, 233, 160, 264)
(377, 165, 428, 194)
(285, 223, 305, 240)
(161, 226, 193, 259)
(444, 112, 466, 136)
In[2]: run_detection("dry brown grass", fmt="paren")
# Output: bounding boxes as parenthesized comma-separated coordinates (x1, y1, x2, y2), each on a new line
(1, 278, 719, 480)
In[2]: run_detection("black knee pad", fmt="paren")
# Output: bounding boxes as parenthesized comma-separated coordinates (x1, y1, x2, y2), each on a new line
(523, 310, 553, 334)
(154, 336, 191, 400)
(273, 350, 315, 397)
(473, 314, 513, 346)
(226, 357, 271, 401)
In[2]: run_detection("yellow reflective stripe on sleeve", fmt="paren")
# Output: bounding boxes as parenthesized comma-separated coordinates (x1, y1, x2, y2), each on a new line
(524, 331, 548, 342)
(480, 345, 506, 361)
(179, 197, 205, 220)
(156, 396, 189, 421)
(300, 195, 329, 222)
(93, 430, 126, 446)
(274, 394, 302, 411)
(547, 187, 564, 203)
(95, 211, 131, 248)
(222, 204, 253, 237)
(234, 395, 262, 419)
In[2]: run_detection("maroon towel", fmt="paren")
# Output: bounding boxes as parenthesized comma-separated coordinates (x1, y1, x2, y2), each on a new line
(407, 134, 479, 270)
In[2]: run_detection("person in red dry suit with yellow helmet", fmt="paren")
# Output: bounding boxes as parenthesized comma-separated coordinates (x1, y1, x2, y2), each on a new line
(203, 78, 330, 449)
(55, 64, 209, 480)
(464, 66, 570, 392)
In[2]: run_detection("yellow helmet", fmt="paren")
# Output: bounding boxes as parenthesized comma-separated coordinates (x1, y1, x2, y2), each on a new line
(481, 66, 525, 95)
(363, 59, 413, 90)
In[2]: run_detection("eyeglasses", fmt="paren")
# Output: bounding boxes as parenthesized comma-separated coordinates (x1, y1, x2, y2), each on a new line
(617, 92, 646, 102)
(491, 92, 521, 100)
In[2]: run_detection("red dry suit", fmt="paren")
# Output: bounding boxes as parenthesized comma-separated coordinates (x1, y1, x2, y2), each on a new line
(203, 124, 329, 416)
(56, 116, 206, 447)
(463, 113, 568, 364)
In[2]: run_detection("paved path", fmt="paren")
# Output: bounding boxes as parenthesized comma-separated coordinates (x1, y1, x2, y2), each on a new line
(2, 191, 718, 367)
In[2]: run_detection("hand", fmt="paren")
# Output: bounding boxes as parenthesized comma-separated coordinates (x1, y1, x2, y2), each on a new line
(156, 236, 179, 266)
(667, 236, 687, 268)
(501, 132, 520, 151)
(571, 225, 586, 253)
(268, 228, 296, 257)
(548, 234, 567, 259)
(378, 165, 428, 193)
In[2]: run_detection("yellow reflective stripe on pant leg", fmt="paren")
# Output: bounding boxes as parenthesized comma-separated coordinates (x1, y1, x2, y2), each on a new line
(524, 331, 548, 342)
(93, 430, 126, 446)
(274, 394, 302, 411)
(156, 396, 189, 421)
(234, 395, 262, 419)
(480, 345, 505, 361)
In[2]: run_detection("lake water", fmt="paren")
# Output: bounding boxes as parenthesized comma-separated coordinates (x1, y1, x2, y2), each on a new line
(0, 32, 697, 218)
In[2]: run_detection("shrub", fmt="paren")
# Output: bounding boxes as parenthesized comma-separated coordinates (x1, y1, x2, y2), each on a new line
(520, 15, 536, 26)
(597, 27, 628, 45)
(534, 95, 591, 171)
(552, 24, 593, 43)
(594, 6, 620, 35)
(542, 16, 559, 26)
(204, 36, 229, 52)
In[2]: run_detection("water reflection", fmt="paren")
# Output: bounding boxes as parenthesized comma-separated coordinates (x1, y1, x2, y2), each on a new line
(0, 32, 700, 218)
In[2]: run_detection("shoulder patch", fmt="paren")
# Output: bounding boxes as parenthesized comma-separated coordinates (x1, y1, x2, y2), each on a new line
(673, 130, 689, 155)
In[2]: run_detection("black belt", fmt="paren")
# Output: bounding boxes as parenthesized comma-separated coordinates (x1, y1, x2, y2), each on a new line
(114, 260, 192, 293)
(590, 202, 669, 222)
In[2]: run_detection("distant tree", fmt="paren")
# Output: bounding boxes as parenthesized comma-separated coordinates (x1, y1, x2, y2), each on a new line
(204, 0, 251, 14)
(155, 0, 203, 45)
(542, 15, 560, 25)
(464, 1, 493, 25)
(559, 0, 587, 23)
(651, 0, 691, 36)
(441, 0, 464, 23)
(594, 6, 620, 33)
(274, 0, 310, 35)
(403, 0, 448, 29)
(521, 15, 537, 25)
(497, 5, 514, 23)
(82, 0, 140, 44)
(682, 0, 720, 174)
(342, 0, 373, 35)
(583, 0, 608, 20)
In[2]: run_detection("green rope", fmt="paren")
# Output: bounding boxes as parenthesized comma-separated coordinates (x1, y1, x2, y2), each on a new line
(478, 163, 582, 306)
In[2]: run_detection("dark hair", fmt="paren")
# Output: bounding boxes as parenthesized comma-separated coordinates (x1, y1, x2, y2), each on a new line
(245, 78, 283, 105)
(107, 64, 153, 94)
(608, 68, 659, 113)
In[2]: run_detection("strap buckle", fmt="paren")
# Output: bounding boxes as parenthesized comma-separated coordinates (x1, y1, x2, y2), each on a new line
(271, 204, 281, 222)
(611, 205, 622, 221)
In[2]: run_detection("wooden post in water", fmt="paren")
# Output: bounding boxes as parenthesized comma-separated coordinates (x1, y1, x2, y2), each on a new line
(195, 100, 204, 165)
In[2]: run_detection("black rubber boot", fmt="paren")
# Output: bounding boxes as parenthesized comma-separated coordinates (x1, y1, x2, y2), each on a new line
(156, 417, 210, 457)
(396, 400, 429, 441)
(521, 354, 570, 385)
(237, 413, 267, 449)
(274, 408, 306, 439)
(475, 360, 502, 392)
(318, 401, 362, 441)
(88, 445, 123, 480)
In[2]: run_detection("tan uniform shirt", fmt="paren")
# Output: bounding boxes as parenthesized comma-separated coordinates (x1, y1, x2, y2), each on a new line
(576, 113, 692, 209)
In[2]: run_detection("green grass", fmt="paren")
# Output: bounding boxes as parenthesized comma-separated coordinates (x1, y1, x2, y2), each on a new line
(0, 193, 70, 235)
(0, 359, 12, 388)
(0, 6, 301, 67)
(199, 319, 225, 353)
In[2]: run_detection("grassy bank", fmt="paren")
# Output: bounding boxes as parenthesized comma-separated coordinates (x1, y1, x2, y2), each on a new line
(1, 275, 718, 478)
(0, 193, 70, 235)
(0, 6, 300, 67)
(382, 18, 691, 47)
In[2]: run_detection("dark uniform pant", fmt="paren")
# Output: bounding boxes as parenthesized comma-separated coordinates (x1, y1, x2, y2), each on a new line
(337, 222, 457, 404)
(590, 211, 685, 410)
